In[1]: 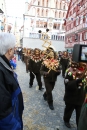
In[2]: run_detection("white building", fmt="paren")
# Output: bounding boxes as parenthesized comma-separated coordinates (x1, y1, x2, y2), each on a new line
(20, 0, 70, 50)
(0, 0, 8, 32)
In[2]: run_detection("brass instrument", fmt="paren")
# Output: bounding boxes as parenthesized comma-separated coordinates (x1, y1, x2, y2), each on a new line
(40, 31, 59, 73)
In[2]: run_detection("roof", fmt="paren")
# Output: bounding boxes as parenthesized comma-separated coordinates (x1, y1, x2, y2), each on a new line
(64, 0, 72, 25)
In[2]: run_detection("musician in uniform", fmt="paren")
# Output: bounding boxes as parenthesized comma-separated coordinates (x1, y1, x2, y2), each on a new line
(63, 62, 87, 128)
(21, 48, 27, 62)
(28, 48, 43, 90)
(40, 50, 61, 110)
(60, 51, 69, 78)
(25, 48, 32, 73)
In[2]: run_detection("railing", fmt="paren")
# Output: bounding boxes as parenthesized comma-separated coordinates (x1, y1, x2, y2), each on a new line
(29, 33, 65, 41)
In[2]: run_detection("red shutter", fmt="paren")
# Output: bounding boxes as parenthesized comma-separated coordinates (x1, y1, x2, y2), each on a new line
(82, 32, 85, 41)
(83, 15, 85, 23)
(78, 34, 80, 41)
(76, 6, 78, 12)
(74, 21, 76, 27)
(72, 36, 74, 42)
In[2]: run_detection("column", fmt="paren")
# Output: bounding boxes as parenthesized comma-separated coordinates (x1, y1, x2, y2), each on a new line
(44, 0, 46, 7)
(39, 20, 40, 27)
(40, 0, 42, 6)
(60, 23, 62, 31)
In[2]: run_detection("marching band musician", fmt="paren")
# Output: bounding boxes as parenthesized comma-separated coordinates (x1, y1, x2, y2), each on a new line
(21, 48, 27, 62)
(25, 48, 32, 73)
(63, 61, 87, 128)
(28, 48, 44, 90)
(40, 49, 61, 110)
(60, 51, 69, 78)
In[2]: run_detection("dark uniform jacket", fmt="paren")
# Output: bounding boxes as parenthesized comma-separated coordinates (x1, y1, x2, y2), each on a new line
(60, 57, 69, 67)
(40, 64, 61, 82)
(64, 74, 86, 105)
(0, 56, 24, 130)
(29, 58, 42, 74)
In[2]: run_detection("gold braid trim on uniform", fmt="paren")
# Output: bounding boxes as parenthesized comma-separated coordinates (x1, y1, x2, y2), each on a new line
(31, 55, 42, 63)
(42, 59, 59, 73)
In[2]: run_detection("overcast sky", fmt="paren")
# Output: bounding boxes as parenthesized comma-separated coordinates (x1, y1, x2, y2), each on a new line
(5, 0, 25, 17)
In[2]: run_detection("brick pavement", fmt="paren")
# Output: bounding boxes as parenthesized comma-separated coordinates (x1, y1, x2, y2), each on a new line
(15, 60, 77, 130)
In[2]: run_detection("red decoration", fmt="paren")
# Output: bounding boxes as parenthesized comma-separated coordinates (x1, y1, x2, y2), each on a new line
(78, 67, 84, 71)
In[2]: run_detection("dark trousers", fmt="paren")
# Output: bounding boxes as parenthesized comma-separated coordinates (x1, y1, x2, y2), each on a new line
(63, 103, 82, 126)
(62, 65, 67, 76)
(43, 79, 55, 105)
(29, 72, 42, 89)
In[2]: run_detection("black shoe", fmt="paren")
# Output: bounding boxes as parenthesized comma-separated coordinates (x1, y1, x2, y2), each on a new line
(43, 95, 47, 101)
(64, 122, 71, 128)
(49, 104, 54, 110)
(29, 85, 32, 88)
(39, 87, 44, 91)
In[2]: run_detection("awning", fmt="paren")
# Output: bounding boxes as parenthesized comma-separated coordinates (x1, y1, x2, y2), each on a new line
(0, 9, 4, 14)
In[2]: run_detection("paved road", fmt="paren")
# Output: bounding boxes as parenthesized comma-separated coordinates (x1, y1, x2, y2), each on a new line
(15, 60, 77, 130)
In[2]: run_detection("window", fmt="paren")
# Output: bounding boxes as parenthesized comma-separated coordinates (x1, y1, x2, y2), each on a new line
(86, 14, 87, 22)
(60, 3, 61, 9)
(37, 8, 40, 16)
(46, 10, 48, 16)
(75, 34, 78, 41)
(42, 0, 44, 6)
(69, 37, 72, 43)
(56, 2, 57, 8)
(63, 5, 65, 10)
(73, 7, 76, 13)
(55, 11, 57, 17)
(2, 3, 3, 9)
(62, 25, 64, 30)
(59, 12, 61, 18)
(38, 1, 40, 5)
(76, 17, 79, 26)
(42, 9, 44, 16)
(63, 12, 65, 17)
(80, 15, 83, 24)
(84, 32, 87, 40)
(71, 23, 73, 29)
(47, 0, 48, 7)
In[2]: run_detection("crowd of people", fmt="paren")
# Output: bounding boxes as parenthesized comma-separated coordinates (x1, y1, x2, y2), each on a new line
(0, 32, 87, 130)
(20, 47, 87, 129)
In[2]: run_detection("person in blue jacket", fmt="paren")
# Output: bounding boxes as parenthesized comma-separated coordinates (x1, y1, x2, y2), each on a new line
(10, 59, 17, 69)
(0, 32, 24, 130)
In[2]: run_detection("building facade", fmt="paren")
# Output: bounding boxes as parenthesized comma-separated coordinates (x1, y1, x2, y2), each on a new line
(65, 0, 87, 50)
(20, 0, 69, 42)
(0, 0, 9, 32)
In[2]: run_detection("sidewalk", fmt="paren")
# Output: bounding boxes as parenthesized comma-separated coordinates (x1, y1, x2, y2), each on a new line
(15, 60, 77, 130)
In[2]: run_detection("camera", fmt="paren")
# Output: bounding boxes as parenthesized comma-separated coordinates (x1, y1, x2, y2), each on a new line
(72, 44, 87, 62)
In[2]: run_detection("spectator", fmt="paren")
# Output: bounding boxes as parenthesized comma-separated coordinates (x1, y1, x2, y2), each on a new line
(0, 32, 24, 130)
(17, 47, 22, 61)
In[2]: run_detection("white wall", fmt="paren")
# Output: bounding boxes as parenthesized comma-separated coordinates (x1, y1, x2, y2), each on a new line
(22, 37, 65, 51)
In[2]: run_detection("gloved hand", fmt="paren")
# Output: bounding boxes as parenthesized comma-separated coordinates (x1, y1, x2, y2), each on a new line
(76, 78, 82, 84)
(56, 70, 61, 75)
(64, 79, 69, 83)
(44, 72, 49, 76)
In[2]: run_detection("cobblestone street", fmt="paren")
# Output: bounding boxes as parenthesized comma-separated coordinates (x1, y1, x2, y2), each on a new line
(15, 60, 77, 130)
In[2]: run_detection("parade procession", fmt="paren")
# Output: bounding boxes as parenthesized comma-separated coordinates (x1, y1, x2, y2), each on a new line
(0, 0, 87, 130)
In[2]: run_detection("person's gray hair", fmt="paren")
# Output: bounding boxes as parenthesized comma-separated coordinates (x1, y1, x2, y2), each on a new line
(0, 32, 16, 55)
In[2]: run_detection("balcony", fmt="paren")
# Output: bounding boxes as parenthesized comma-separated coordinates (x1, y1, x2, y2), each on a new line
(83, 23, 87, 28)
(66, 23, 87, 36)
(28, 33, 65, 41)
